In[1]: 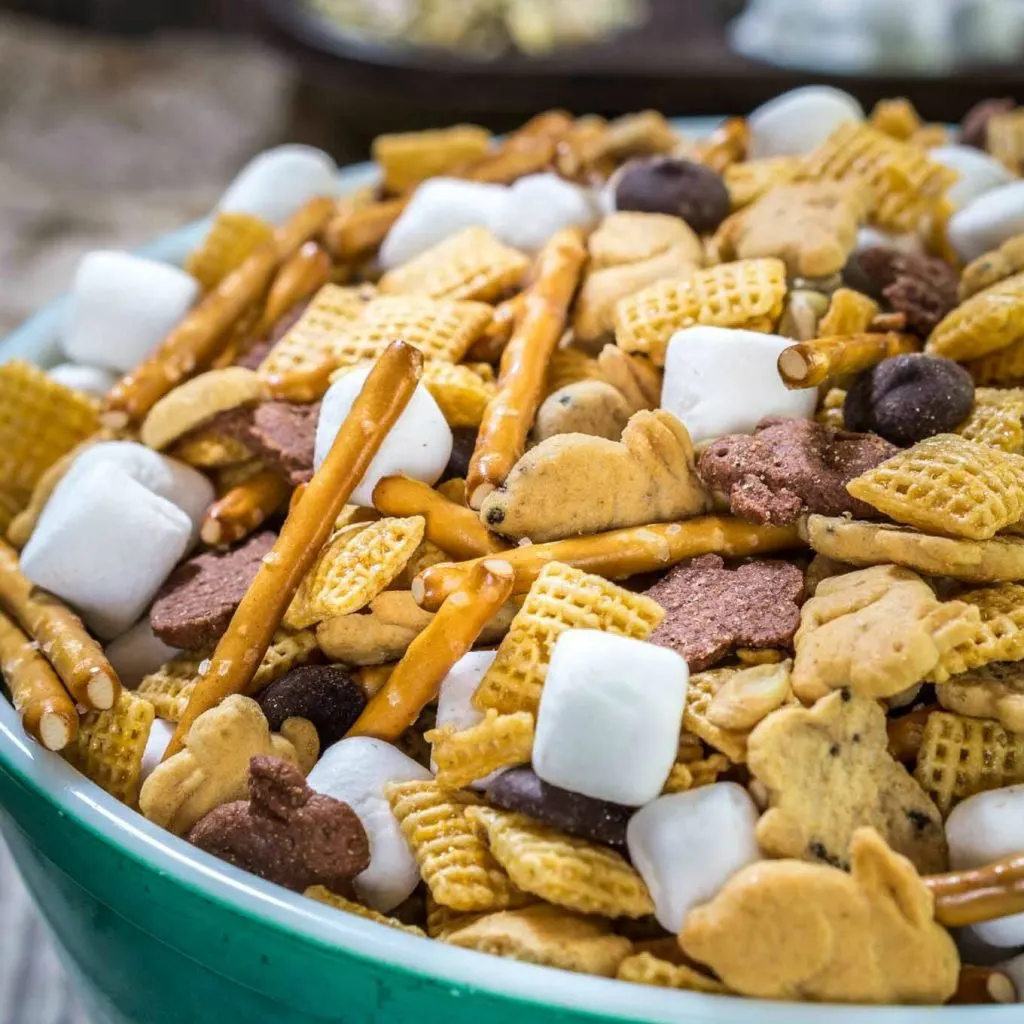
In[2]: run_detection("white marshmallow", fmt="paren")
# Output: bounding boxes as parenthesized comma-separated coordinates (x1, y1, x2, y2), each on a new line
(947, 784, 1024, 947)
(47, 363, 117, 399)
(930, 145, 1015, 210)
(627, 784, 761, 933)
(748, 86, 864, 159)
(315, 364, 452, 507)
(948, 181, 1024, 264)
(495, 174, 598, 254)
(661, 326, 818, 444)
(105, 619, 181, 689)
(21, 463, 192, 639)
(307, 737, 432, 911)
(140, 719, 175, 784)
(533, 630, 688, 806)
(218, 145, 338, 226)
(999, 952, 1024, 1002)
(432, 651, 502, 788)
(56, 441, 214, 537)
(62, 251, 199, 373)
(379, 178, 508, 269)
(855, 226, 925, 257)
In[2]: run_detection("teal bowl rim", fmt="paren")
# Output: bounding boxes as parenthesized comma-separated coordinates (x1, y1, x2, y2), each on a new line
(0, 124, 1007, 1021)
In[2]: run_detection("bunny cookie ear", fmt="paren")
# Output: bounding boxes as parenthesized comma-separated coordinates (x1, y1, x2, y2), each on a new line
(850, 827, 936, 929)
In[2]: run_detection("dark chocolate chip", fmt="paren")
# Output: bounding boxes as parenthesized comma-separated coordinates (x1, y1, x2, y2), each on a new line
(255, 665, 366, 751)
(854, 247, 959, 337)
(442, 427, 478, 483)
(614, 157, 731, 234)
(829, 743, 841, 757)
(486, 506, 505, 525)
(808, 840, 847, 870)
(487, 767, 633, 849)
(906, 808, 934, 833)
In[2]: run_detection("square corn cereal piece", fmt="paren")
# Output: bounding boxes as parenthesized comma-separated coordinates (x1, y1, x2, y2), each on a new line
(797, 122, 956, 233)
(958, 388, 1024, 454)
(613, 258, 787, 366)
(544, 347, 605, 398)
(616, 952, 729, 994)
(987, 110, 1024, 175)
(304, 886, 426, 936)
(724, 156, 801, 210)
(444, 905, 633, 977)
(248, 628, 319, 693)
(472, 562, 664, 716)
(846, 434, 1024, 541)
(0, 361, 99, 495)
(385, 780, 522, 913)
(966, 338, 1024, 388)
(934, 583, 1024, 679)
(258, 283, 375, 383)
(421, 362, 496, 428)
(426, 896, 488, 939)
(185, 212, 273, 292)
(661, 753, 731, 795)
(466, 806, 654, 919)
(170, 428, 254, 468)
(373, 124, 492, 195)
(63, 691, 154, 806)
(137, 654, 205, 722)
(427, 709, 535, 790)
(392, 539, 450, 590)
(929, 272, 1024, 362)
(914, 711, 1024, 813)
(378, 227, 529, 303)
(818, 287, 880, 337)
(284, 517, 425, 630)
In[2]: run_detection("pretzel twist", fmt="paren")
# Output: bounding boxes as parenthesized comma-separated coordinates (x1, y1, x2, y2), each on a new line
(165, 341, 423, 758)
(257, 241, 333, 337)
(104, 197, 336, 425)
(372, 476, 509, 560)
(411, 516, 802, 612)
(0, 540, 119, 710)
(777, 333, 919, 389)
(200, 469, 291, 547)
(466, 226, 587, 508)
(927, 853, 1024, 927)
(347, 558, 514, 741)
(0, 610, 78, 751)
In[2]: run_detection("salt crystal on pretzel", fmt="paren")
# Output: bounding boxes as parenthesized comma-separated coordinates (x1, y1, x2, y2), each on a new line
(200, 469, 290, 548)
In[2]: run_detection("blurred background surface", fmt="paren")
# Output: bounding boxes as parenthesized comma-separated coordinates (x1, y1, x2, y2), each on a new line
(0, 1, 1022, 1021)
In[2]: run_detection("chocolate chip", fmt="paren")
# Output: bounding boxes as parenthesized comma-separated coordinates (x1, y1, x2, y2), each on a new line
(442, 427, 478, 483)
(487, 767, 633, 849)
(844, 354, 975, 447)
(486, 506, 505, 525)
(255, 665, 366, 751)
(841, 688, 852, 702)
(614, 157, 730, 234)
(808, 840, 846, 870)
(829, 743, 841, 757)
(906, 808, 933, 833)
(961, 97, 1016, 150)
(855, 247, 959, 336)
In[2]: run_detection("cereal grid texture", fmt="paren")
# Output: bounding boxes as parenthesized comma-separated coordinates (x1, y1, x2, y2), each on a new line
(958, 388, 1024, 453)
(936, 584, 1024, 678)
(184, 211, 273, 292)
(304, 886, 425, 936)
(428, 709, 535, 790)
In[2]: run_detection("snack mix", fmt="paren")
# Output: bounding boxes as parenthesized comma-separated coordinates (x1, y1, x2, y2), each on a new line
(10, 88, 1024, 1007)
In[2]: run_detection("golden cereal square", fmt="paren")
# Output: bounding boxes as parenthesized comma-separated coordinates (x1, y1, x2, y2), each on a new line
(934, 583, 1024, 679)
(427, 709, 535, 790)
(928, 272, 1024, 363)
(616, 952, 729, 994)
(420, 361, 496, 428)
(958, 389, 1024, 453)
(304, 886, 426, 936)
(185, 212, 273, 292)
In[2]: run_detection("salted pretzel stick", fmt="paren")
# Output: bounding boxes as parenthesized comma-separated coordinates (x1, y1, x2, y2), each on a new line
(778, 333, 919, 389)
(165, 341, 423, 759)
(0, 540, 119, 710)
(927, 853, 1024, 927)
(0, 610, 78, 751)
(372, 476, 509, 560)
(412, 516, 802, 612)
(694, 117, 750, 173)
(467, 227, 587, 508)
(200, 469, 291, 547)
(257, 241, 332, 338)
(105, 196, 336, 425)
(348, 558, 514, 741)
(886, 705, 937, 764)
(466, 295, 526, 363)
(950, 966, 1016, 1005)
(210, 302, 263, 370)
(324, 196, 409, 263)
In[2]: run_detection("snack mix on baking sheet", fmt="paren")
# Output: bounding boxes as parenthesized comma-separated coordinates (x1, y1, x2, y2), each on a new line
(12, 90, 1024, 1008)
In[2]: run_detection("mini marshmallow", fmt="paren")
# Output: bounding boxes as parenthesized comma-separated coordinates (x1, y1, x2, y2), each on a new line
(855, 226, 925, 257)
(62, 251, 199, 373)
(533, 629, 688, 806)
(627, 784, 762, 933)
(661, 326, 818, 444)
(494, 174, 598, 254)
(379, 177, 508, 269)
(315, 364, 452, 507)
(105, 619, 181, 689)
(21, 463, 192, 639)
(306, 736, 432, 911)
(141, 718, 175, 784)
(947, 784, 1024, 947)
(948, 181, 1024, 264)
(47, 363, 117, 399)
(748, 86, 864, 160)
(433, 651, 499, 788)
(217, 145, 338, 225)
(930, 145, 1015, 210)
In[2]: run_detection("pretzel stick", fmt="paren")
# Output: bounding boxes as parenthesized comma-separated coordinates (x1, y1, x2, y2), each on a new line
(412, 516, 802, 612)
(467, 227, 587, 508)
(927, 853, 1024, 927)
(777, 333, 919, 389)
(466, 295, 525, 363)
(257, 241, 332, 338)
(886, 705, 937, 763)
(165, 341, 423, 759)
(950, 966, 1016, 1005)
(324, 197, 409, 263)
(694, 117, 750, 173)
(372, 476, 509, 560)
(0, 610, 78, 751)
(104, 197, 336, 425)
(347, 558, 514, 741)
(0, 540, 119, 710)
(209, 303, 264, 371)
(200, 469, 291, 547)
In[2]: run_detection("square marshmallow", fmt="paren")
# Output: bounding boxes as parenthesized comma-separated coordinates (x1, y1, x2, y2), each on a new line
(218, 145, 338, 225)
(948, 181, 1024, 264)
(494, 174, 598, 254)
(105, 619, 181, 689)
(63, 251, 199, 373)
(661, 326, 818, 444)
(21, 463, 193, 639)
(533, 630, 688, 806)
